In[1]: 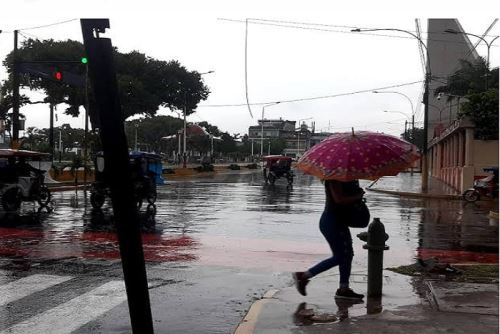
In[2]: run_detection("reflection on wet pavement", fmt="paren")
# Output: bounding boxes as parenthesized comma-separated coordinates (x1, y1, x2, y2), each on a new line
(0, 171, 497, 268)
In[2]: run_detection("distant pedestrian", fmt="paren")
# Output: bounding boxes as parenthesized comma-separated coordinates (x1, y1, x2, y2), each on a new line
(293, 179, 366, 300)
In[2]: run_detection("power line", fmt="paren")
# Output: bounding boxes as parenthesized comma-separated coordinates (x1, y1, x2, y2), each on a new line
(19, 19, 78, 32)
(198, 80, 423, 108)
(244, 19, 253, 118)
(218, 18, 500, 49)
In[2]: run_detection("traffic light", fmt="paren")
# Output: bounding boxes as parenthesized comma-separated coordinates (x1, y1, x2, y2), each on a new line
(81, 57, 88, 64)
(53, 70, 63, 81)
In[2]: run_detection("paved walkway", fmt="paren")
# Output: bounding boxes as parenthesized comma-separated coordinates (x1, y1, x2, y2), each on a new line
(235, 270, 498, 334)
(366, 173, 463, 199)
(234, 173, 498, 334)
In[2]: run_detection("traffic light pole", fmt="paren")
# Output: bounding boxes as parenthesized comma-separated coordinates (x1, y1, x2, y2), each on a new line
(11, 30, 19, 148)
(81, 19, 154, 334)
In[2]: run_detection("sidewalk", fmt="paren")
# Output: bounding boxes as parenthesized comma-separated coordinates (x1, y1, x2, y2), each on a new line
(234, 174, 498, 333)
(366, 173, 463, 199)
(235, 270, 498, 334)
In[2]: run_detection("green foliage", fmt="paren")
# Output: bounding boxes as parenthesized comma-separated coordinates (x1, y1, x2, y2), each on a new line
(401, 127, 424, 152)
(435, 58, 494, 97)
(460, 89, 499, 140)
(125, 116, 184, 153)
(20, 123, 101, 155)
(434, 58, 499, 139)
(1, 38, 210, 124)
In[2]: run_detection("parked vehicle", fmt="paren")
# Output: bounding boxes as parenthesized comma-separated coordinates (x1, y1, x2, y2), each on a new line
(0, 149, 51, 211)
(90, 151, 164, 209)
(262, 155, 294, 185)
(463, 167, 499, 202)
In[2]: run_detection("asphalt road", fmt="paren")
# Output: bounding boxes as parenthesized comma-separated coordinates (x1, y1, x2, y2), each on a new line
(0, 171, 497, 333)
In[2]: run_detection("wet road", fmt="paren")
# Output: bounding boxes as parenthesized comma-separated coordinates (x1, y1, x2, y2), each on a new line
(0, 171, 497, 333)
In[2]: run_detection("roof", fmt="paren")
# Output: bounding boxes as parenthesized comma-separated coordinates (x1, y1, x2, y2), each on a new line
(129, 151, 162, 160)
(95, 151, 162, 160)
(262, 155, 292, 161)
(0, 149, 51, 158)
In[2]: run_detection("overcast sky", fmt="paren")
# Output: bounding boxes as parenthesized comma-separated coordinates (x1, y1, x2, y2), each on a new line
(1, 0, 499, 138)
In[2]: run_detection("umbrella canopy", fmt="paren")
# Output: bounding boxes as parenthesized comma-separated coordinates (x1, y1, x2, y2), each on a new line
(296, 130, 419, 181)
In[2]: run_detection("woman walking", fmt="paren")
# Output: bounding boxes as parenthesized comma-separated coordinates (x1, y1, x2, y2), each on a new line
(293, 179, 365, 299)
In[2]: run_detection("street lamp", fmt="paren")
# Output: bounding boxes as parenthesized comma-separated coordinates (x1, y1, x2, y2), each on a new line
(383, 110, 412, 136)
(444, 29, 498, 90)
(352, 27, 431, 192)
(374, 90, 415, 138)
(444, 29, 499, 70)
(260, 102, 280, 158)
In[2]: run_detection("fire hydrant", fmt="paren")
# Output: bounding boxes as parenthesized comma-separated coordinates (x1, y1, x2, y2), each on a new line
(357, 218, 389, 298)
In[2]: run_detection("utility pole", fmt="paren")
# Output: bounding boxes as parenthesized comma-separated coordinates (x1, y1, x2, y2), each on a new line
(49, 104, 54, 160)
(421, 73, 430, 192)
(11, 30, 19, 148)
(183, 101, 187, 168)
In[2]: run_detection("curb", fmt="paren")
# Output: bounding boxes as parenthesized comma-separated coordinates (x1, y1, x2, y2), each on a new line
(233, 289, 279, 334)
(367, 187, 462, 200)
(47, 185, 88, 192)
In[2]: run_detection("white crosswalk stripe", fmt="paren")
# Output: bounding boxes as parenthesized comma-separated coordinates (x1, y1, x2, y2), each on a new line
(0, 280, 127, 334)
(0, 274, 72, 307)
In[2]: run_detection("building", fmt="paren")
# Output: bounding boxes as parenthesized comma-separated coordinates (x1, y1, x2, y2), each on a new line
(248, 118, 313, 157)
(426, 19, 498, 192)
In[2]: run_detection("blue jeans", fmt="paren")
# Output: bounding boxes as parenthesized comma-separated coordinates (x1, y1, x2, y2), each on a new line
(308, 209, 353, 285)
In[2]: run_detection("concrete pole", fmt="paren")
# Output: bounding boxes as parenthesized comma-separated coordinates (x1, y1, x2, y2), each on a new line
(183, 105, 187, 168)
(12, 30, 19, 147)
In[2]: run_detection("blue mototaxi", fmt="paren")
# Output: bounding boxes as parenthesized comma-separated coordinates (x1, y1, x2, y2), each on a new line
(90, 151, 164, 209)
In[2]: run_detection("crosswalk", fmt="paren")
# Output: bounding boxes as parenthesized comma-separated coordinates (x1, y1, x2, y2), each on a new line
(0, 273, 127, 334)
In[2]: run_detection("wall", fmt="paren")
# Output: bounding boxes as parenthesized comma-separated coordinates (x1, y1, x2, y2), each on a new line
(472, 140, 499, 176)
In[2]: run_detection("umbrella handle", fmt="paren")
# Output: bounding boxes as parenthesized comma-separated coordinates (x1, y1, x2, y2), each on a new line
(367, 178, 380, 189)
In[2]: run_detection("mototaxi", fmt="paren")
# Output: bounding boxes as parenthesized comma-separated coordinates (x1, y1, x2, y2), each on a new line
(262, 155, 294, 185)
(89, 151, 164, 209)
(0, 149, 51, 211)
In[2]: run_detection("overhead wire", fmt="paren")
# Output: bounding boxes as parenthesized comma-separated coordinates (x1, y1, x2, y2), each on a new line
(199, 80, 423, 108)
(18, 19, 78, 32)
(219, 18, 499, 49)
(244, 19, 253, 118)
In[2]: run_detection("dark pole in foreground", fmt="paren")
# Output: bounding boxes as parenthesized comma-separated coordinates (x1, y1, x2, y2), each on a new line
(81, 19, 154, 333)
(11, 30, 19, 148)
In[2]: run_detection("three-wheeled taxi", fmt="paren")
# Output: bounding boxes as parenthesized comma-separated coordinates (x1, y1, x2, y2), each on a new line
(90, 151, 164, 209)
(0, 149, 51, 211)
(262, 155, 294, 185)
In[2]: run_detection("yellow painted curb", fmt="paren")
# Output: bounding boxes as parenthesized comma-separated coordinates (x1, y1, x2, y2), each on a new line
(233, 289, 279, 334)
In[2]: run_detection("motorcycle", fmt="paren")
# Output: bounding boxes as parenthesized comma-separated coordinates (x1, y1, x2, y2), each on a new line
(462, 167, 498, 202)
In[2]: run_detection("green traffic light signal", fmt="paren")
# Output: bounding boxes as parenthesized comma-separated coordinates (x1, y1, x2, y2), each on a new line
(81, 57, 88, 64)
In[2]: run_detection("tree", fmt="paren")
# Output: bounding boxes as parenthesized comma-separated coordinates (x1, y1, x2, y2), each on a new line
(1, 39, 210, 127)
(20, 123, 100, 156)
(401, 127, 424, 152)
(125, 116, 184, 153)
(435, 58, 499, 140)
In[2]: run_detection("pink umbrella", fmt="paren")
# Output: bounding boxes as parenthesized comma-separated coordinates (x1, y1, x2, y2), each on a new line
(296, 130, 420, 181)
